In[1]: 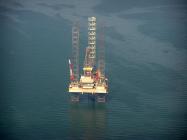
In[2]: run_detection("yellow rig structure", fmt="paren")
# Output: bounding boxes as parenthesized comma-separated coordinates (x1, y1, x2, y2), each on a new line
(68, 17, 108, 102)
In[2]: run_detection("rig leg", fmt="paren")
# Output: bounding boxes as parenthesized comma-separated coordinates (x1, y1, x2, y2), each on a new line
(96, 94, 106, 103)
(70, 93, 80, 102)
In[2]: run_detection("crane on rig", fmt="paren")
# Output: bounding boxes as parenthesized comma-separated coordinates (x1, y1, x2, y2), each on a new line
(68, 17, 108, 102)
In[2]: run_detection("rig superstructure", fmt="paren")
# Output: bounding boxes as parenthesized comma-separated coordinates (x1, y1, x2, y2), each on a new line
(68, 17, 108, 102)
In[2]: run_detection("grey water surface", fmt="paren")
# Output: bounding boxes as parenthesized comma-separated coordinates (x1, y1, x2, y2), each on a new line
(1, 0, 187, 140)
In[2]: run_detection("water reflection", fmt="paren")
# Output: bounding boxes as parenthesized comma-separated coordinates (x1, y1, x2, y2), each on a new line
(69, 102, 107, 140)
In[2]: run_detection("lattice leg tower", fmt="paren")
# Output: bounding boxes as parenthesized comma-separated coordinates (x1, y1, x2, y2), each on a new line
(72, 23, 80, 82)
(98, 23, 105, 85)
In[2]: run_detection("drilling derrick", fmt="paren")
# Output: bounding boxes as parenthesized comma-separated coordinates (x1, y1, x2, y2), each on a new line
(68, 17, 108, 102)
(88, 17, 96, 67)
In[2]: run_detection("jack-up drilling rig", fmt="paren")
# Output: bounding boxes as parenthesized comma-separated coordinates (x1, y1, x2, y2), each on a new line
(68, 17, 108, 102)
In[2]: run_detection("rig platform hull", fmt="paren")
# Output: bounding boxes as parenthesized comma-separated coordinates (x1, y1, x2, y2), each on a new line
(69, 86, 108, 94)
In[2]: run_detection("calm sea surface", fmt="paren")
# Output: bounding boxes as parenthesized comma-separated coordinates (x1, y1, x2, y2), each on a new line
(1, 1, 187, 140)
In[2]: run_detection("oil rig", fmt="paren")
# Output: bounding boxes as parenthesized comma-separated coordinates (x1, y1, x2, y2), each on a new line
(68, 17, 108, 102)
